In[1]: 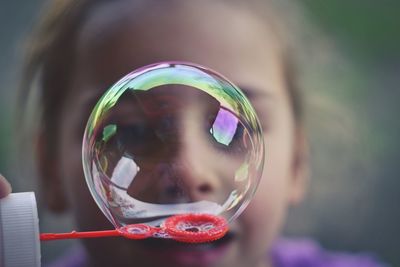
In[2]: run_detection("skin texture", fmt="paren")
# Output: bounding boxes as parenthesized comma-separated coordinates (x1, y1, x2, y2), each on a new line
(0, 174, 12, 198)
(38, 2, 308, 267)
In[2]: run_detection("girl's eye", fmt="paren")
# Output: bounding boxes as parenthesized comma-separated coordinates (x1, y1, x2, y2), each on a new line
(118, 123, 149, 139)
(115, 123, 160, 156)
(207, 108, 247, 155)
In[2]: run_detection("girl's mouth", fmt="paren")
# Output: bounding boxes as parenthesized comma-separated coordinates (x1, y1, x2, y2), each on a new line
(133, 231, 236, 266)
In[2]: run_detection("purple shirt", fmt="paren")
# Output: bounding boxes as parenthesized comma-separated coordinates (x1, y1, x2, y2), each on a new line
(46, 238, 388, 267)
(270, 238, 388, 267)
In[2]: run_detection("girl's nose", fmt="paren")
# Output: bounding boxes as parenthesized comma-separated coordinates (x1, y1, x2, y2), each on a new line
(171, 155, 220, 199)
(152, 116, 222, 204)
(176, 108, 223, 200)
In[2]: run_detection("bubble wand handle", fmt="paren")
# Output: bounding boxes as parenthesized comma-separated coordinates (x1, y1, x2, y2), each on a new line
(40, 229, 120, 241)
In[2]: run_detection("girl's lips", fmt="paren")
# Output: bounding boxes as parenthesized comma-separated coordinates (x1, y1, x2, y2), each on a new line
(140, 230, 235, 249)
(159, 242, 231, 266)
(132, 231, 236, 266)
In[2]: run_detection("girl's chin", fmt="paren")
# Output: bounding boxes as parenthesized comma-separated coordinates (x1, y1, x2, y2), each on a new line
(126, 231, 237, 266)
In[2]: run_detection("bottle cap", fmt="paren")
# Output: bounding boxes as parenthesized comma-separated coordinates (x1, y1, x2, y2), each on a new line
(0, 192, 41, 267)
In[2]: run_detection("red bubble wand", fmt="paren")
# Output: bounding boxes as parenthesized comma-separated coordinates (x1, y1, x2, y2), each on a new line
(40, 213, 228, 243)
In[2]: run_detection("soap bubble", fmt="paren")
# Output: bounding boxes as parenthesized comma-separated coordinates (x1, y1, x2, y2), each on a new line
(82, 62, 264, 233)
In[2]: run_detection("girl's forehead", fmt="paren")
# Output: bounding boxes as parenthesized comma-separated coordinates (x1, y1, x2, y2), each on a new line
(73, 0, 285, 99)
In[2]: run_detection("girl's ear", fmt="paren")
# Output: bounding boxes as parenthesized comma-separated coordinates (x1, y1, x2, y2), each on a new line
(288, 127, 310, 205)
(36, 131, 69, 212)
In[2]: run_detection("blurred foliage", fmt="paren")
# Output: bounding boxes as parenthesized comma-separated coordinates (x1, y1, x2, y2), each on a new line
(297, 2, 400, 266)
(302, 0, 400, 63)
(302, 0, 400, 166)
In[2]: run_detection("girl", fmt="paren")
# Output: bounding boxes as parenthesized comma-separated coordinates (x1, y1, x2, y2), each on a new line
(3, 0, 386, 266)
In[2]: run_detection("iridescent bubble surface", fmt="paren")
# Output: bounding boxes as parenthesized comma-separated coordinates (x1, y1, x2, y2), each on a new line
(82, 62, 264, 230)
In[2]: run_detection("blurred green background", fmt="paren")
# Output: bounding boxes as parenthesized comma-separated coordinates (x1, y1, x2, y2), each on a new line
(288, 2, 400, 266)
(0, 1, 399, 266)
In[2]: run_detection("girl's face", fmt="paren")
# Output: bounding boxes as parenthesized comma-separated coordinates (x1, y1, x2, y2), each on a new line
(43, 2, 307, 267)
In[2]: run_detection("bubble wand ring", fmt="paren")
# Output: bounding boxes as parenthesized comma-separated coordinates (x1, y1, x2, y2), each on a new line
(118, 224, 156, 239)
(164, 213, 228, 243)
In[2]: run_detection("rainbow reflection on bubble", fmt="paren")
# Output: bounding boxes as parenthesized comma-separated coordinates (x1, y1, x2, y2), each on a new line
(82, 62, 265, 230)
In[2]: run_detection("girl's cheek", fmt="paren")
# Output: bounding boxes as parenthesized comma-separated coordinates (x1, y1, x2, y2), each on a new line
(241, 121, 294, 229)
